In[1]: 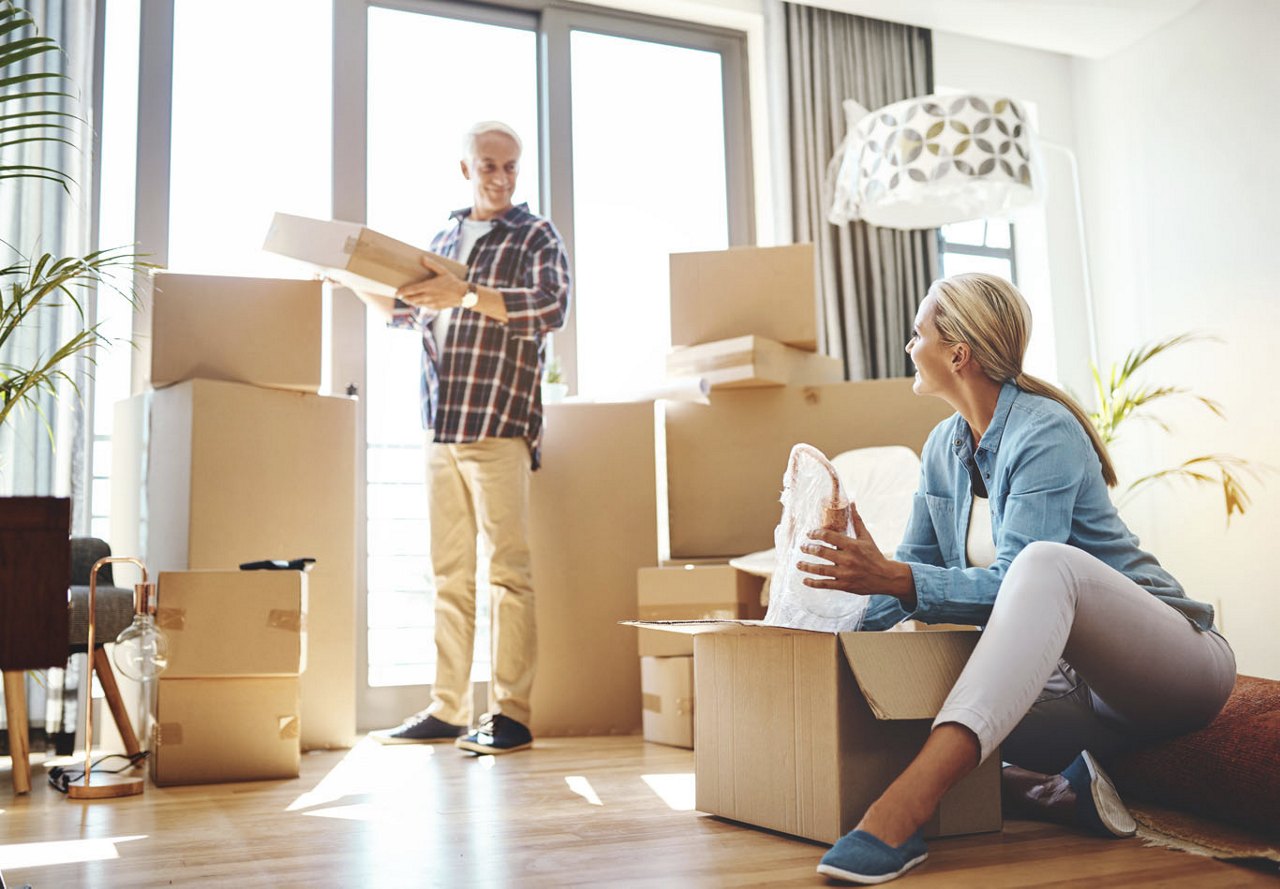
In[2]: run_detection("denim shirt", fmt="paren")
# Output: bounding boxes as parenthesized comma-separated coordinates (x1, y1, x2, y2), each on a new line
(861, 382, 1215, 632)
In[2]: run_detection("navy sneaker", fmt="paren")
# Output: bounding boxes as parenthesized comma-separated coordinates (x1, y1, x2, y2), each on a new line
(455, 713, 533, 755)
(1061, 749, 1137, 837)
(817, 829, 928, 885)
(369, 712, 467, 745)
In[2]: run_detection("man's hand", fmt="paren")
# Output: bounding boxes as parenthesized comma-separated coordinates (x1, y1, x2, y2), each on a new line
(796, 505, 916, 606)
(396, 255, 468, 310)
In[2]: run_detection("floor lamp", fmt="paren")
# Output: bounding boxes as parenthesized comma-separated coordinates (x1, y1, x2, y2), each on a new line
(827, 92, 1099, 370)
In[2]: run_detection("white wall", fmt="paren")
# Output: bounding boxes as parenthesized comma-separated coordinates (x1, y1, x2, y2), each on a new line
(1073, 0, 1280, 679)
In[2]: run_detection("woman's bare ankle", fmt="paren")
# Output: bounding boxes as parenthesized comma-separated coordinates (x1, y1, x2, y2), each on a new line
(1001, 766, 1076, 825)
(854, 799, 927, 847)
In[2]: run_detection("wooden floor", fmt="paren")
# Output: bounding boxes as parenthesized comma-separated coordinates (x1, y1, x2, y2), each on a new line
(1, 736, 1275, 888)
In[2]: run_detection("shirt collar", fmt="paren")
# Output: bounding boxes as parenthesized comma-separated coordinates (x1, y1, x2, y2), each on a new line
(948, 379, 1019, 458)
(448, 202, 532, 228)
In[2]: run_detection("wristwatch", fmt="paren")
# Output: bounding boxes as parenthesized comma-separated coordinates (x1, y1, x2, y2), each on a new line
(460, 281, 479, 309)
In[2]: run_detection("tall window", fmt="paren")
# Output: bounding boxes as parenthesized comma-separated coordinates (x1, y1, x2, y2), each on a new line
(938, 219, 1016, 282)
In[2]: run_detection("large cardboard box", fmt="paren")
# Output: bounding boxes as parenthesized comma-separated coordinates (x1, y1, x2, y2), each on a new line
(629, 621, 1002, 843)
(263, 212, 468, 298)
(666, 335, 843, 390)
(641, 656, 693, 749)
(669, 244, 817, 350)
(138, 272, 322, 394)
(156, 570, 307, 677)
(112, 379, 356, 749)
(665, 379, 952, 558)
(636, 565, 765, 657)
(528, 402, 660, 736)
(152, 676, 301, 785)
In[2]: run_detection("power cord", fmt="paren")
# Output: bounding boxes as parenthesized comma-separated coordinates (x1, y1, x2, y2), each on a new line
(48, 750, 151, 793)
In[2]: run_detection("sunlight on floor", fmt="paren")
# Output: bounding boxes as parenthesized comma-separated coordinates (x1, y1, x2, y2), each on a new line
(302, 803, 380, 822)
(285, 738, 434, 812)
(642, 773, 695, 811)
(0, 835, 147, 869)
(565, 775, 603, 806)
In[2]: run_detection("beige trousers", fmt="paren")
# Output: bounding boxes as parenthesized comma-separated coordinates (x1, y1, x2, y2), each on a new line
(425, 438, 536, 727)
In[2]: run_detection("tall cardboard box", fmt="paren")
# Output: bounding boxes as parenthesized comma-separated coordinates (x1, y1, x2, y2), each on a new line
(666, 335, 843, 389)
(528, 402, 659, 736)
(665, 379, 952, 558)
(628, 621, 1002, 843)
(112, 379, 356, 749)
(669, 244, 817, 350)
(641, 656, 693, 749)
(152, 677, 301, 786)
(636, 565, 765, 657)
(137, 272, 323, 394)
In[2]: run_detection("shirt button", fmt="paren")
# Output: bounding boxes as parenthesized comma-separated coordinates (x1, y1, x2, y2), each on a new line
(954, 439, 962, 446)
(985, 473, 990, 479)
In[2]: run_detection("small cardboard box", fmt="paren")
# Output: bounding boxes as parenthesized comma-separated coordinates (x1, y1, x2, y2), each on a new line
(666, 335, 843, 390)
(152, 676, 301, 786)
(636, 565, 765, 657)
(626, 621, 1002, 843)
(263, 212, 468, 298)
(669, 244, 817, 350)
(641, 656, 694, 749)
(156, 570, 307, 677)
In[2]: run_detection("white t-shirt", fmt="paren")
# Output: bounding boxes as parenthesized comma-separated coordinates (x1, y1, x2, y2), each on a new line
(432, 217, 495, 353)
(966, 496, 997, 568)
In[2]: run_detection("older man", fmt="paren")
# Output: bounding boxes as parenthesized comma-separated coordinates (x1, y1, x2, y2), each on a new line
(363, 121, 571, 754)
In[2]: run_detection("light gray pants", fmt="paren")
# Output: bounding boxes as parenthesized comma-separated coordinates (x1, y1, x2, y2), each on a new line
(934, 541, 1236, 773)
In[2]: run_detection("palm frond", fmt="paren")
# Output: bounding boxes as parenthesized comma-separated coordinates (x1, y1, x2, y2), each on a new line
(1121, 455, 1268, 526)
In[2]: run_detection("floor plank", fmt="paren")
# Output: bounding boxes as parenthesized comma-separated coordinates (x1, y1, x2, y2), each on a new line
(2, 738, 1275, 888)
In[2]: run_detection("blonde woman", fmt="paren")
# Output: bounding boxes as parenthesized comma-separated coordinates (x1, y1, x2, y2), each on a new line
(799, 273, 1235, 884)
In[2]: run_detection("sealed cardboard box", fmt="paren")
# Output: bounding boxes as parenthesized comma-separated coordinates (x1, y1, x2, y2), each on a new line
(152, 676, 300, 786)
(263, 212, 468, 298)
(666, 335, 843, 390)
(641, 656, 693, 749)
(157, 570, 307, 677)
(665, 379, 952, 558)
(636, 565, 765, 657)
(138, 272, 322, 394)
(112, 379, 356, 750)
(669, 244, 817, 350)
(627, 621, 1002, 843)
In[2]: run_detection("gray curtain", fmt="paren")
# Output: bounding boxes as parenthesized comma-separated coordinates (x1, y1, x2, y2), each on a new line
(785, 4, 937, 380)
(0, 0, 97, 501)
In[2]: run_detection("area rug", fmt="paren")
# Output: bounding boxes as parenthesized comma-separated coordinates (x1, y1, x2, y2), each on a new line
(1131, 801, 1280, 866)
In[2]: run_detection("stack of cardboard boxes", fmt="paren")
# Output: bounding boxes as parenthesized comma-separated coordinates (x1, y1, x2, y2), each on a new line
(112, 272, 358, 756)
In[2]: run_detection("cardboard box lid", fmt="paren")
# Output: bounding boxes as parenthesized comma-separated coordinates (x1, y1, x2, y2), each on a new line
(625, 620, 979, 721)
(263, 212, 467, 297)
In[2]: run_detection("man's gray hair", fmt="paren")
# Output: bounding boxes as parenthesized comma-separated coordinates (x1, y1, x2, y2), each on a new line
(463, 121, 523, 159)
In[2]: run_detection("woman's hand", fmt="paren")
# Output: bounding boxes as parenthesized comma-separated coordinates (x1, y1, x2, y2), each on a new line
(797, 505, 917, 607)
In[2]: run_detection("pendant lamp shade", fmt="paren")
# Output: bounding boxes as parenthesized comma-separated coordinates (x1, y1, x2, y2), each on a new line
(829, 93, 1044, 230)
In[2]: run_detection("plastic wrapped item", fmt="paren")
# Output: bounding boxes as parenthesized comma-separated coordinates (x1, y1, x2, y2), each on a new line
(764, 443, 871, 631)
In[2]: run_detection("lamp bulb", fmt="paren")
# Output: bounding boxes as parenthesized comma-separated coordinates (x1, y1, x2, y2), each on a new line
(113, 614, 170, 681)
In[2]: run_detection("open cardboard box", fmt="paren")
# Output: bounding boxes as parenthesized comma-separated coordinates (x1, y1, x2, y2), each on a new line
(624, 619, 1002, 844)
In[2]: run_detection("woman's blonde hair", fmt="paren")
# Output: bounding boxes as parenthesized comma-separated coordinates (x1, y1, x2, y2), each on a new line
(927, 273, 1117, 487)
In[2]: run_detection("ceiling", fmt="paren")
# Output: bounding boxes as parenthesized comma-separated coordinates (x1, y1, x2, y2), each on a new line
(809, 0, 1202, 59)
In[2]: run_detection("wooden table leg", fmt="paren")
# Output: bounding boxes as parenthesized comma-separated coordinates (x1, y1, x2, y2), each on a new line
(3, 671, 31, 794)
(92, 648, 141, 757)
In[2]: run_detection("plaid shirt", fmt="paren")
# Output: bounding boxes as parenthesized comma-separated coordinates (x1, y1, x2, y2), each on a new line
(391, 203, 571, 469)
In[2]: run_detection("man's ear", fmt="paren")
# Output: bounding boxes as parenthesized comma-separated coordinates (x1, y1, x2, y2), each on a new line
(460, 159, 471, 181)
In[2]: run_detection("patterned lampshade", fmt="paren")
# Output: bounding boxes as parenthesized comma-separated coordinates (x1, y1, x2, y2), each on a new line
(829, 93, 1043, 230)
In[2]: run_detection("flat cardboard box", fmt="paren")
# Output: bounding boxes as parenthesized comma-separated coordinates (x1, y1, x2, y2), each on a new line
(528, 402, 660, 736)
(666, 335, 843, 389)
(628, 621, 1002, 843)
(669, 244, 817, 350)
(156, 570, 307, 677)
(112, 379, 356, 749)
(665, 379, 952, 558)
(138, 272, 322, 393)
(152, 676, 300, 786)
(636, 565, 765, 657)
(263, 212, 468, 298)
(641, 656, 693, 749)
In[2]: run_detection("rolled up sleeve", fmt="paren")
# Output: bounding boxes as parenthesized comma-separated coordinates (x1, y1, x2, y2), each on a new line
(500, 224, 571, 338)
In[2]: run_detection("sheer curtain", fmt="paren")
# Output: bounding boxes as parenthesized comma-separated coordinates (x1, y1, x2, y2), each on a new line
(784, 4, 937, 379)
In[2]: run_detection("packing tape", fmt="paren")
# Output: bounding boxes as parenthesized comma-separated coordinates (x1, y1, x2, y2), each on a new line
(642, 693, 662, 714)
(157, 722, 184, 745)
(675, 697, 694, 716)
(278, 715, 300, 740)
(267, 609, 302, 633)
(637, 605, 737, 622)
(155, 607, 186, 630)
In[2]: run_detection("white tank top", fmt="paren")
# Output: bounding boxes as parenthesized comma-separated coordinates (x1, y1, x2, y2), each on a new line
(966, 496, 997, 568)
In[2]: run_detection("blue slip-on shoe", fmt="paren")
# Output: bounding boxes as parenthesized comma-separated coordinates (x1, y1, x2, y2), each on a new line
(455, 712, 533, 755)
(816, 829, 928, 885)
(1060, 749, 1137, 838)
(369, 712, 467, 745)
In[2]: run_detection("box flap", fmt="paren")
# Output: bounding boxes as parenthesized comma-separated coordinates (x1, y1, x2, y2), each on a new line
(839, 630, 979, 720)
(624, 619, 818, 637)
